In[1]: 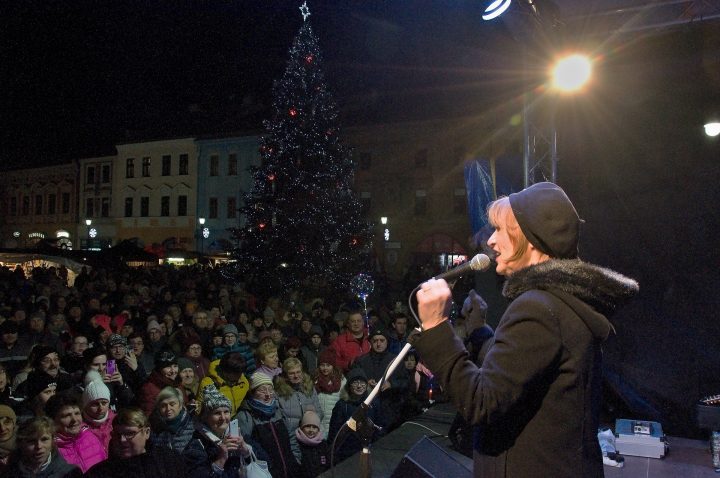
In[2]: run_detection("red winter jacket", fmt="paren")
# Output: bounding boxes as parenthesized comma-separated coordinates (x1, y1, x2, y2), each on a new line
(56, 426, 108, 472)
(329, 332, 369, 372)
(137, 370, 183, 416)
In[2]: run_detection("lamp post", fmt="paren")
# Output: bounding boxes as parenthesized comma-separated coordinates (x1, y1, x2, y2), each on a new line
(198, 217, 206, 257)
(85, 219, 92, 250)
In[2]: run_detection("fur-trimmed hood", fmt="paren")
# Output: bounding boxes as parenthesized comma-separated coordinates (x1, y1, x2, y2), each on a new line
(503, 259, 639, 317)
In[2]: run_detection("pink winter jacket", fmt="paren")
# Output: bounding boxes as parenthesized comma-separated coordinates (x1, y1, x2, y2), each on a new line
(55, 426, 108, 472)
(85, 409, 116, 451)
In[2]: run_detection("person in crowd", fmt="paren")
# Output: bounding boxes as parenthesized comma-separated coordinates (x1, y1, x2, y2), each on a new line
(184, 384, 251, 477)
(275, 357, 323, 461)
(45, 393, 107, 473)
(18, 372, 58, 419)
(0, 404, 17, 472)
(280, 336, 305, 366)
(254, 341, 282, 378)
(268, 323, 287, 349)
(107, 334, 147, 389)
(83, 347, 134, 409)
(296, 410, 331, 478)
(196, 352, 249, 418)
(183, 336, 210, 382)
(247, 315, 267, 346)
(352, 327, 408, 431)
(0, 320, 31, 378)
(60, 335, 89, 381)
(149, 386, 195, 453)
(211, 327, 224, 350)
(386, 314, 410, 356)
(128, 333, 155, 376)
(328, 311, 369, 373)
(17, 346, 74, 398)
(27, 312, 61, 351)
(0, 363, 17, 407)
(178, 357, 199, 413)
(236, 372, 299, 478)
(414, 182, 639, 478)
(328, 368, 384, 463)
(313, 348, 345, 439)
(145, 319, 167, 356)
(81, 371, 114, 451)
(300, 325, 325, 377)
(212, 325, 256, 373)
(5, 416, 79, 478)
(137, 349, 181, 416)
(295, 316, 314, 344)
(85, 407, 188, 478)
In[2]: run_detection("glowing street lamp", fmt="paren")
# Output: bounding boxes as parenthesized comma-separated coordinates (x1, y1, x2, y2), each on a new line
(704, 122, 720, 137)
(85, 219, 92, 249)
(198, 217, 206, 255)
(551, 54, 592, 93)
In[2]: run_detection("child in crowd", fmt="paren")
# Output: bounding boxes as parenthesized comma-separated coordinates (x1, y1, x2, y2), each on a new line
(296, 410, 331, 478)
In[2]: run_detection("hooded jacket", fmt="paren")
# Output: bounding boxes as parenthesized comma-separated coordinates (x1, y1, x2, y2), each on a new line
(196, 359, 249, 418)
(413, 259, 638, 478)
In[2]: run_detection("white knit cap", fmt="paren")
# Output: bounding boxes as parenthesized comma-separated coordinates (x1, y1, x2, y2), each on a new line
(83, 370, 104, 386)
(82, 379, 111, 408)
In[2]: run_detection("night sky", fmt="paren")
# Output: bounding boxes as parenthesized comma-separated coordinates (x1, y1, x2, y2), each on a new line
(2, 1, 720, 435)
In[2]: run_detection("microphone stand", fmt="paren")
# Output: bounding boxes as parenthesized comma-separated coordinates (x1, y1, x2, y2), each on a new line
(345, 332, 420, 478)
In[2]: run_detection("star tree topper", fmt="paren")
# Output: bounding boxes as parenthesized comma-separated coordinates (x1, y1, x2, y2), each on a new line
(299, 1, 311, 21)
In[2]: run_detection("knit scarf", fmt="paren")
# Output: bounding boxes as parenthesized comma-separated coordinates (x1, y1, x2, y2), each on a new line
(163, 408, 187, 434)
(315, 371, 341, 394)
(295, 427, 323, 446)
(248, 397, 277, 418)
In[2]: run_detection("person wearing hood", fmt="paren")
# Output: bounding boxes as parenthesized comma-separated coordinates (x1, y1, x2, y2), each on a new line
(414, 182, 639, 478)
(327, 368, 384, 464)
(5, 416, 79, 478)
(236, 372, 298, 478)
(196, 352, 249, 418)
(45, 393, 107, 473)
(0, 404, 17, 473)
(137, 350, 183, 416)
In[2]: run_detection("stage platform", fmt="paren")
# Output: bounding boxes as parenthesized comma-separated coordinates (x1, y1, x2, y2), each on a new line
(320, 402, 720, 477)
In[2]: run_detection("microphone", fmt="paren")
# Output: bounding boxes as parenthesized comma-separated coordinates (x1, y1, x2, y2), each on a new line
(431, 253, 491, 282)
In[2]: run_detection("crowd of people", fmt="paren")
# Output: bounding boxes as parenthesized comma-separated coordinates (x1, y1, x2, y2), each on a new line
(0, 263, 442, 477)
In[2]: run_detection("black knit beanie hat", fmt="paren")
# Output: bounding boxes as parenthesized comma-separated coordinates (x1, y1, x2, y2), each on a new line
(508, 182, 581, 259)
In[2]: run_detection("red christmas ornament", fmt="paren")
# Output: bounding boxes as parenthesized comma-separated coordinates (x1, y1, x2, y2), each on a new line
(268, 174, 275, 181)
(258, 223, 266, 230)
(289, 107, 298, 117)
(305, 54, 314, 64)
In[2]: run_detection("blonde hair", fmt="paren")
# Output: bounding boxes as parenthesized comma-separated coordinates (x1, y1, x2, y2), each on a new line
(255, 340, 278, 364)
(275, 357, 314, 398)
(487, 196, 529, 263)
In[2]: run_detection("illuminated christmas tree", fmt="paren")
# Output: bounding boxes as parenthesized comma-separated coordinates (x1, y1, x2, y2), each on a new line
(229, 4, 371, 295)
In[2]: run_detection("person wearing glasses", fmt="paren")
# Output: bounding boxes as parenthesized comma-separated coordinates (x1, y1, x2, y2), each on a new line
(85, 407, 188, 478)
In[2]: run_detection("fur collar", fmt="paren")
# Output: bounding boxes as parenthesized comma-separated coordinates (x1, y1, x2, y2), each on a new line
(503, 259, 639, 316)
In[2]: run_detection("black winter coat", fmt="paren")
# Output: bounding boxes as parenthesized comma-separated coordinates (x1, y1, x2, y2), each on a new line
(414, 259, 638, 478)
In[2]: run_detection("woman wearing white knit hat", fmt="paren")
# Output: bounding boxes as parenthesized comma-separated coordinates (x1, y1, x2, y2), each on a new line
(82, 370, 114, 452)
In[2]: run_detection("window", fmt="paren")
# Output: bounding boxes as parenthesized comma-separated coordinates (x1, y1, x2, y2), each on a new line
(161, 196, 170, 216)
(178, 195, 187, 216)
(454, 188, 466, 214)
(414, 190, 427, 215)
(179, 154, 188, 175)
(10, 197, 17, 216)
(228, 154, 238, 175)
(142, 157, 151, 177)
(210, 155, 219, 176)
(415, 149, 428, 168)
(126, 158, 135, 178)
(87, 166, 96, 184)
(140, 197, 149, 217)
(62, 193, 70, 214)
(162, 155, 171, 176)
(47, 194, 56, 215)
(101, 197, 110, 217)
(22, 196, 29, 215)
(124, 198, 133, 217)
(360, 191, 371, 215)
(35, 195, 43, 215)
(209, 198, 218, 219)
(359, 152, 372, 170)
(227, 197, 237, 218)
(86, 198, 94, 217)
(101, 164, 111, 183)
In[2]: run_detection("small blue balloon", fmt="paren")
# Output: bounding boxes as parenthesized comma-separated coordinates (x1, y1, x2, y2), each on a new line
(350, 273, 374, 300)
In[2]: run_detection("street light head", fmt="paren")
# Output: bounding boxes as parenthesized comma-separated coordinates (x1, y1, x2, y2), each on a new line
(551, 54, 592, 93)
(85, 219, 92, 226)
(199, 217, 206, 225)
(704, 122, 720, 137)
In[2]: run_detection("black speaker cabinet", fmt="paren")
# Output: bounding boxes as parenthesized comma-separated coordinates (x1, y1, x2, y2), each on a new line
(390, 436, 472, 478)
